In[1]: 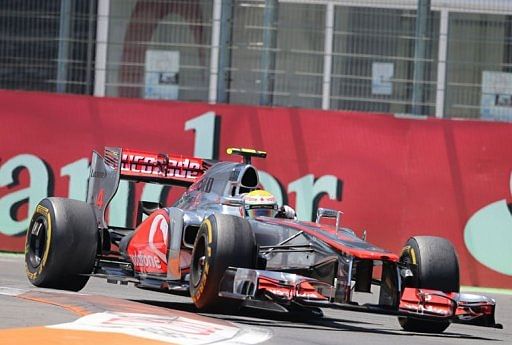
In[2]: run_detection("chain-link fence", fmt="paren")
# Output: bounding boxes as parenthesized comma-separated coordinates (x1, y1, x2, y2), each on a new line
(103, 0, 212, 101)
(0, 0, 96, 94)
(2, 0, 512, 121)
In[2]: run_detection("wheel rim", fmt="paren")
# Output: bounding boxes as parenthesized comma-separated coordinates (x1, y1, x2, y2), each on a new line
(28, 216, 47, 268)
(191, 234, 207, 288)
(400, 251, 415, 289)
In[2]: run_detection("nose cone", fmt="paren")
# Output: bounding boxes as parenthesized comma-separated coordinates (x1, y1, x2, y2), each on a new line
(464, 199, 512, 275)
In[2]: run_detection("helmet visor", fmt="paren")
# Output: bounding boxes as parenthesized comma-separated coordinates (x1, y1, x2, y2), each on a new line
(245, 205, 277, 218)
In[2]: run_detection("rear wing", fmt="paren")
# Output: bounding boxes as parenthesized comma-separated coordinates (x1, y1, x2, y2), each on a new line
(87, 147, 208, 228)
(117, 148, 205, 184)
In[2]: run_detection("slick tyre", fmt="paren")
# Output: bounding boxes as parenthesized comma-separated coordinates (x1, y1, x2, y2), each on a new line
(398, 236, 460, 333)
(190, 214, 257, 310)
(25, 197, 98, 291)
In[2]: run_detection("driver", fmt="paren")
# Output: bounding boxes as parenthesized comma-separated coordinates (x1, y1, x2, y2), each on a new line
(242, 190, 296, 219)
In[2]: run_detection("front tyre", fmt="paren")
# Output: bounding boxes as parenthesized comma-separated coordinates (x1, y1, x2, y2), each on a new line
(25, 197, 98, 291)
(190, 214, 257, 310)
(398, 236, 460, 333)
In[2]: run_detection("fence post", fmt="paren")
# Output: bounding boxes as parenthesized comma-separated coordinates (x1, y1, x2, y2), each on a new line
(322, 2, 334, 110)
(259, 0, 278, 106)
(412, 0, 431, 115)
(216, 0, 234, 103)
(94, 0, 110, 97)
(435, 9, 449, 118)
(209, 0, 222, 103)
(85, 1, 97, 95)
(57, 0, 74, 93)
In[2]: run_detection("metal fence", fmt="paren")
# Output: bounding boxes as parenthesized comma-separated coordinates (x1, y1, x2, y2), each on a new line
(2, 0, 512, 121)
(0, 0, 96, 94)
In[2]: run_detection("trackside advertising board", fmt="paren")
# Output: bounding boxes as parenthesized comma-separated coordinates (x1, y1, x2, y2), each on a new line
(1, 90, 511, 288)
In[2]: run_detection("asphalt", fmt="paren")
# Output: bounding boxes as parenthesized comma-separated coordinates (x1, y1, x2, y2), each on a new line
(1, 253, 511, 344)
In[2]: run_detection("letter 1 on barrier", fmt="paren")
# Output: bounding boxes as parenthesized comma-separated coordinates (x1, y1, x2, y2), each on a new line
(185, 112, 218, 159)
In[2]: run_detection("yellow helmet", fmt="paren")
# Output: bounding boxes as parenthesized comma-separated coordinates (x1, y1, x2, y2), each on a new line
(243, 190, 278, 218)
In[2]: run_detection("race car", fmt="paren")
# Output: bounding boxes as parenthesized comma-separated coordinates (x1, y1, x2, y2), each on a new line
(24, 147, 502, 333)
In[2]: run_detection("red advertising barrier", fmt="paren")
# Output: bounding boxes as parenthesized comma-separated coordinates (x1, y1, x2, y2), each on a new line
(1, 90, 511, 288)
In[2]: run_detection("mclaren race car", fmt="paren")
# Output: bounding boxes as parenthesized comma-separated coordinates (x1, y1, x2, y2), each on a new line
(25, 147, 502, 333)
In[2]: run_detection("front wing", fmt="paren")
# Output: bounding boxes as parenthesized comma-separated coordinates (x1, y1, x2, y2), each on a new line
(219, 267, 502, 329)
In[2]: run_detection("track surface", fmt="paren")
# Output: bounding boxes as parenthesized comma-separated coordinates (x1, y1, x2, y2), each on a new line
(1, 254, 511, 344)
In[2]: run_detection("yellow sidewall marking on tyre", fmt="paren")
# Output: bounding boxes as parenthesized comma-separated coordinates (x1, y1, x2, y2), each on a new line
(193, 219, 213, 303)
(400, 245, 416, 265)
(36, 205, 49, 215)
(41, 207, 52, 269)
(409, 248, 416, 265)
(25, 204, 52, 280)
(205, 219, 212, 257)
(206, 219, 212, 244)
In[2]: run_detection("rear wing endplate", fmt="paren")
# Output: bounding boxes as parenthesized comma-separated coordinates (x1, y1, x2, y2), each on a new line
(87, 147, 207, 228)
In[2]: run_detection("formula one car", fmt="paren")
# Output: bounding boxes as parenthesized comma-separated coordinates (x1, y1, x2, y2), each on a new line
(25, 147, 502, 333)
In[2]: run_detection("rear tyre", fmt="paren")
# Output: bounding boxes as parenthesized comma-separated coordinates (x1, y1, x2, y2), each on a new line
(25, 197, 98, 291)
(190, 214, 257, 310)
(398, 236, 460, 333)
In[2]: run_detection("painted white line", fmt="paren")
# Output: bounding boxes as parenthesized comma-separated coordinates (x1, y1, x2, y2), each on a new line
(0, 286, 86, 296)
(49, 312, 272, 345)
(0, 287, 26, 296)
(0, 252, 23, 259)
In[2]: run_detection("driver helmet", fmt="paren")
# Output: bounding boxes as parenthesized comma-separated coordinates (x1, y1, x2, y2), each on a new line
(243, 190, 278, 218)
